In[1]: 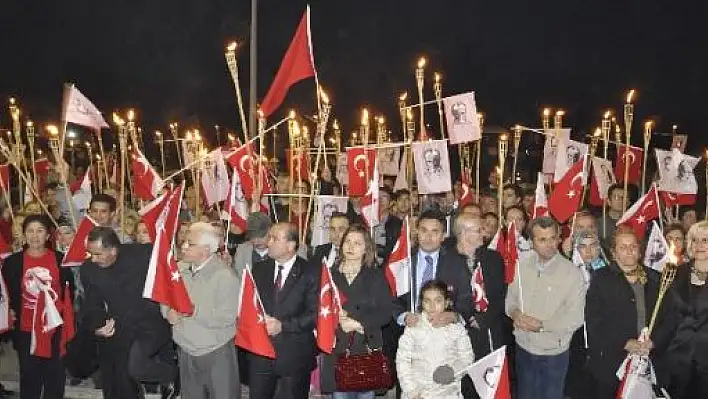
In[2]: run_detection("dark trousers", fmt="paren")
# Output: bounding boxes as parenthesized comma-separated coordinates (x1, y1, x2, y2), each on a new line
(248, 355, 310, 399)
(564, 328, 592, 399)
(13, 331, 65, 399)
(515, 345, 569, 399)
(99, 336, 177, 399)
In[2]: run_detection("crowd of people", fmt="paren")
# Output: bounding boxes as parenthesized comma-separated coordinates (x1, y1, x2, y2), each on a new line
(0, 159, 706, 399)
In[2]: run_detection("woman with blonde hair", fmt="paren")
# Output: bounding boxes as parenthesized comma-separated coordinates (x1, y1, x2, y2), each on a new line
(667, 220, 708, 397)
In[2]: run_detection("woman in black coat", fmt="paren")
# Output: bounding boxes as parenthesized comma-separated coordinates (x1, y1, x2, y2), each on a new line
(585, 227, 677, 397)
(320, 224, 395, 398)
(2, 215, 74, 399)
(666, 221, 708, 397)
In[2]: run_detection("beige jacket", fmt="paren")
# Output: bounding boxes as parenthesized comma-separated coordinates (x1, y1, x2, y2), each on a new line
(396, 315, 474, 399)
(505, 251, 585, 356)
(167, 256, 241, 356)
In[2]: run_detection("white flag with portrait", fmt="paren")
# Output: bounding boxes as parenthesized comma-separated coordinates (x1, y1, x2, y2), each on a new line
(656, 148, 699, 195)
(542, 128, 571, 175)
(443, 92, 481, 144)
(554, 138, 588, 183)
(335, 153, 348, 187)
(644, 221, 670, 272)
(412, 140, 452, 194)
(200, 148, 230, 206)
(377, 147, 401, 176)
(592, 157, 616, 201)
(311, 196, 349, 247)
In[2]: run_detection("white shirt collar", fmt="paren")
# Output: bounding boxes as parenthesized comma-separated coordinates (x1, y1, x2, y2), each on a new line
(275, 255, 298, 283)
(254, 248, 268, 257)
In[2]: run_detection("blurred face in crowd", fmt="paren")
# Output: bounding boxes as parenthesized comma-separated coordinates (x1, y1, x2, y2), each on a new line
(136, 222, 151, 244)
(505, 208, 527, 234)
(396, 193, 410, 215)
(320, 166, 332, 182)
(612, 232, 641, 271)
(665, 229, 685, 257)
(417, 218, 445, 253)
(688, 228, 708, 262)
(57, 226, 76, 248)
(421, 287, 450, 316)
(455, 216, 484, 256)
(502, 188, 520, 209)
(483, 214, 499, 239)
(682, 210, 697, 232)
(521, 194, 534, 214)
(24, 221, 49, 251)
(410, 190, 419, 209)
(267, 224, 296, 262)
(86, 240, 118, 268)
(461, 205, 481, 218)
(328, 217, 350, 248)
(577, 235, 601, 263)
(181, 229, 211, 263)
(90, 201, 115, 227)
(531, 225, 560, 262)
(342, 230, 367, 263)
(12, 216, 25, 241)
(124, 217, 138, 236)
(177, 222, 191, 246)
(480, 196, 498, 215)
(573, 214, 597, 235)
(607, 189, 624, 214)
(251, 233, 269, 251)
(379, 191, 391, 215)
(23, 202, 41, 215)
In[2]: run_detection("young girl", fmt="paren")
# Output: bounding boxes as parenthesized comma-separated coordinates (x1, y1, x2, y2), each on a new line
(396, 280, 474, 399)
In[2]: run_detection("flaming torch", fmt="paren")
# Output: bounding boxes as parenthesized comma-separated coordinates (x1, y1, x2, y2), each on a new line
(648, 242, 678, 334)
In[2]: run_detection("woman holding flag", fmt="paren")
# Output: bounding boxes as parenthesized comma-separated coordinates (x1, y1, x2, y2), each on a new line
(2, 214, 74, 399)
(319, 224, 394, 398)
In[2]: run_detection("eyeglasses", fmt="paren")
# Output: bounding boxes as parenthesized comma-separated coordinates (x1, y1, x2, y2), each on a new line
(691, 237, 708, 245)
(616, 244, 639, 253)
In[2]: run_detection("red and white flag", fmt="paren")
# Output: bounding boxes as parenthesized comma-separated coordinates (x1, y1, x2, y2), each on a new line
(503, 223, 519, 285)
(616, 184, 660, 240)
(131, 149, 164, 201)
(384, 217, 411, 297)
(443, 92, 482, 144)
(467, 346, 512, 399)
(260, 6, 317, 117)
(62, 216, 98, 267)
(471, 265, 488, 313)
(553, 139, 588, 183)
(200, 148, 230, 206)
(225, 143, 257, 199)
(346, 148, 376, 196)
(548, 157, 586, 223)
(616, 330, 655, 399)
(59, 284, 75, 357)
(644, 221, 670, 273)
(0, 164, 10, 193)
(316, 262, 342, 354)
(138, 191, 171, 242)
(142, 183, 194, 315)
(0, 233, 11, 260)
(221, 168, 249, 232)
(286, 149, 311, 183)
(532, 173, 548, 219)
(360, 160, 380, 228)
(459, 169, 475, 209)
(235, 268, 276, 358)
(0, 275, 12, 333)
(62, 85, 109, 131)
(614, 144, 643, 184)
(28, 270, 64, 358)
(659, 191, 696, 207)
(70, 170, 93, 211)
(589, 157, 616, 207)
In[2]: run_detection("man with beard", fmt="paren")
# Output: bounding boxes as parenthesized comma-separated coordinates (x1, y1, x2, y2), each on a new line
(82, 227, 179, 399)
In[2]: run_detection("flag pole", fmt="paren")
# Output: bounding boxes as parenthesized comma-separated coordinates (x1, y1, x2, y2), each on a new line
(248, 0, 258, 149)
(497, 135, 509, 219)
(622, 90, 635, 213)
(582, 131, 601, 206)
(601, 112, 611, 240)
(641, 121, 653, 196)
(433, 73, 445, 140)
(511, 125, 522, 183)
(405, 216, 414, 313)
(476, 113, 485, 204)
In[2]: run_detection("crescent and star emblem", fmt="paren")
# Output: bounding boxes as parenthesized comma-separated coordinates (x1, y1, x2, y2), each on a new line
(623, 150, 637, 165)
(239, 154, 251, 174)
(570, 173, 584, 187)
(354, 154, 367, 177)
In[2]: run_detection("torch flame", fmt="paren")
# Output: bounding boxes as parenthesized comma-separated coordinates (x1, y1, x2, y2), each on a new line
(320, 89, 329, 104)
(704, 148, 708, 160)
(185, 130, 193, 141)
(85, 142, 91, 148)
(26, 120, 33, 128)
(399, 92, 408, 102)
(556, 110, 565, 117)
(112, 113, 124, 126)
(645, 120, 654, 130)
(626, 89, 635, 103)
(361, 108, 369, 126)
(45, 124, 59, 137)
(155, 130, 162, 137)
(9, 98, 15, 106)
(257, 108, 264, 119)
(417, 57, 426, 69)
(127, 109, 135, 122)
(604, 110, 612, 119)
(543, 108, 551, 117)
(228, 133, 235, 142)
(406, 108, 413, 121)
(288, 110, 296, 119)
(593, 127, 601, 137)
(434, 72, 441, 83)
(377, 116, 385, 125)
(333, 119, 339, 130)
(226, 42, 237, 52)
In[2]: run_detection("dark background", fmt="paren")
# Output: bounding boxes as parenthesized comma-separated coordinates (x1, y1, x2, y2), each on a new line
(0, 0, 707, 157)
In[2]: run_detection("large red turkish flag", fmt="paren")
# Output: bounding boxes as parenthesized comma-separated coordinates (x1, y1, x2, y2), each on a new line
(614, 145, 643, 184)
(346, 148, 376, 196)
(235, 268, 276, 359)
(316, 262, 342, 354)
(548, 158, 586, 223)
(616, 185, 660, 240)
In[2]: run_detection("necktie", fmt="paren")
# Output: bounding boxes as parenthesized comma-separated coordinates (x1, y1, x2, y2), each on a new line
(275, 264, 284, 291)
(421, 255, 435, 287)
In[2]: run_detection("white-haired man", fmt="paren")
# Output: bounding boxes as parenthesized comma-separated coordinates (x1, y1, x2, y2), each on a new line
(164, 222, 241, 398)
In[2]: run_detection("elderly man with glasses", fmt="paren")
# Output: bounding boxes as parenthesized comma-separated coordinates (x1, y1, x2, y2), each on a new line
(165, 222, 241, 399)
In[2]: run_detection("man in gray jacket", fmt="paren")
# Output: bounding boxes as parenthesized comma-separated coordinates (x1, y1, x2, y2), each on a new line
(165, 222, 241, 398)
(232, 212, 271, 277)
(505, 216, 585, 399)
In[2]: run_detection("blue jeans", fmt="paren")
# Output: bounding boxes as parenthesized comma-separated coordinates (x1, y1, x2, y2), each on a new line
(515, 345, 569, 399)
(331, 391, 375, 399)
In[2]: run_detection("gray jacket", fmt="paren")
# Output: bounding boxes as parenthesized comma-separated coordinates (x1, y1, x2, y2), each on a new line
(169, 256, 241, 356)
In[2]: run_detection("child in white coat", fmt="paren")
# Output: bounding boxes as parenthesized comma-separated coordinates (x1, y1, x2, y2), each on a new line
(396, 280, 475, 399)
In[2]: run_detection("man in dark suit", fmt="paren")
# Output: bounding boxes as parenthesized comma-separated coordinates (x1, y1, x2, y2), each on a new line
(248, 222, 318, 399)
(375, 187, 403, 265)
(310, 212, 349, 268)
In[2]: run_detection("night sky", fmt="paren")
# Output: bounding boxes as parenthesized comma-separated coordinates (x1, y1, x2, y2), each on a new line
(1, 0, 707, 154)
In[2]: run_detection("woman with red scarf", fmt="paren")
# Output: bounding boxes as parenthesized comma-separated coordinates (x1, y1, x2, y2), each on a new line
(2, 214, 74, 399)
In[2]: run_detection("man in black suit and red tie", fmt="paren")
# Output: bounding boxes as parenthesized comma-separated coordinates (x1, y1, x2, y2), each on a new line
(248, 222, 318, 399)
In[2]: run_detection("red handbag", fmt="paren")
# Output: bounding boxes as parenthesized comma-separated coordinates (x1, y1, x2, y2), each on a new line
(334, 333, 394, 391)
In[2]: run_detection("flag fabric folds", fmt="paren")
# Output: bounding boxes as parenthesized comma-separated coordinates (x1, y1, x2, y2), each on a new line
(221, 168, 250, 232)
(532, 173, 548, 219)
(62, 216, 98, 267)
(643, 221, 670, 272)
(360, 160, 380, 228)
(548, 157, 586, 223)
(131, 149, 164, 201)
(62, 85, 109, 130)
(589, 157, 616, 207)
(614, 144, 643, 184)
(467, 346, 511, 399)
(384, 217, 411, 297)
(235, 268, 276, 358)
(616, 184, 660, 241)
(346, 148, 376, 197)
(316, 262, 342, 354)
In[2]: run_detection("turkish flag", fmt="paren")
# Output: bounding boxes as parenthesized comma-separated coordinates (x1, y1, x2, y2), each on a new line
(225, 143, 261, 199)
(503, 223, 519, 285)
(62, 216, 98, 267)
(468, 347, 511, 399)
(235, 268, 276, 359)
(660, 191, 696, 207)
(138, 191, 171, 242)
(616, 185, 660, 240)
(385, 217, 411, 297)
(532, 173, 548, 219)
(286, 149, 311, 183)
(142, 183, 194, 315)
(471, 265, 488, 313)
(548, 158, 586, 223)
(316, 262, 342, 354)
(459, 169, 475, 209)
(346, 148, 376, 196)
(59, 284, 75, 357)
(614, 145, 643, 184)
(131, 149, 164, 201)
(33, 158, 51, 193)
(69, 170, 91, 195)
(360, 160, 380, 228)
(221, 168, 249, 232)
(260, 7, 317, 117)
(0, 164, 9, 192)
